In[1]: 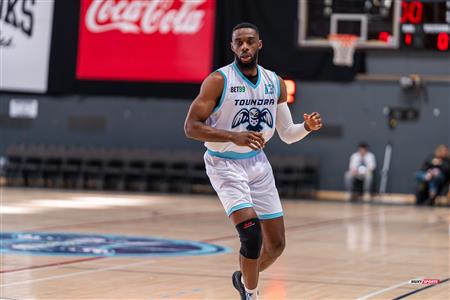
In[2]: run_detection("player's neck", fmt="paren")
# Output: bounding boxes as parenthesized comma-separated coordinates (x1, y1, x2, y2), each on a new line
(235, 59, 258, 77)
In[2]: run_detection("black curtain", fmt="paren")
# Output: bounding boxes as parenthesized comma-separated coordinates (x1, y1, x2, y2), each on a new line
(47, 0, 79, 94)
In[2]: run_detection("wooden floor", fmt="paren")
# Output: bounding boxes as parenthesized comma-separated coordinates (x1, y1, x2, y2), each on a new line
(1, 187, 449, 299)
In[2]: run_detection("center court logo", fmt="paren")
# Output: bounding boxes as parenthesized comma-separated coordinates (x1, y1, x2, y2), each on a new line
(0, 232, 229, 257)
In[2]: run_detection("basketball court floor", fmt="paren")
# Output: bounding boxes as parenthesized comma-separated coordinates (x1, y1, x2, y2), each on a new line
(1, 188, 449, 299)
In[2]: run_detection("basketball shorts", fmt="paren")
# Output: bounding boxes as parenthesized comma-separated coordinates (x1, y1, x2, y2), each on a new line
(204, 150, 283, 220)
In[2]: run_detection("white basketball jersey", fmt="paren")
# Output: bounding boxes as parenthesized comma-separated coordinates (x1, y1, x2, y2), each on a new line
(205, 62, 280, 158)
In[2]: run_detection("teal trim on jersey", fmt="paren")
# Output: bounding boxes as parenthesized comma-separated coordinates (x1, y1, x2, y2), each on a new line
(259, 212, 284, 220)
(274, 72, 281, 101)
(232, 62, 261, 89)
(227, 203, 253, 216)
(213, 70, 227, 113)
(207, 149, 260, 160)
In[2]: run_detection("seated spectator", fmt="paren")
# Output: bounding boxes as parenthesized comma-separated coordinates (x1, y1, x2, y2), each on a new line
(415, 144, 450, 206)
(345, 142, 376, 201)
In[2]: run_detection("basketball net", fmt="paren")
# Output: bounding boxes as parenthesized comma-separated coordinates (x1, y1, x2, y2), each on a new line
(328, 34, 358, 67)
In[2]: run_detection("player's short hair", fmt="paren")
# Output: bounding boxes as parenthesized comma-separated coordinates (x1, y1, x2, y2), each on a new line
(232, 22, 259, 35)
(358, 142, 369, 149)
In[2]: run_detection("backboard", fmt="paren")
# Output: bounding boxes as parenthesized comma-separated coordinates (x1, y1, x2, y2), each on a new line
(298, 0, 402, 49)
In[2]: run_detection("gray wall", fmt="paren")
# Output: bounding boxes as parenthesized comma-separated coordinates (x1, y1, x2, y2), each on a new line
(0, 96, 198, 151)
(283, 80, 449, 193)
(1, 51, 449, 193)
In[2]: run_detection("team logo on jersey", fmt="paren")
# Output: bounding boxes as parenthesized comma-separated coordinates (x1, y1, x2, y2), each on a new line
(265, 83, 274, 95)
(230, 86, 246, 93)
(232, 107, 273, 132)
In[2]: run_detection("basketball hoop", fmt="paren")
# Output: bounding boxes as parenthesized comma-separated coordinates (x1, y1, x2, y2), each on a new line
(328, 34, 358, 67)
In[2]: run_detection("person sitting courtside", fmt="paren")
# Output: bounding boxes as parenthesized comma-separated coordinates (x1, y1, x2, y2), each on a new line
(415, 144, 450, 206)
(345, 142, 376, 201)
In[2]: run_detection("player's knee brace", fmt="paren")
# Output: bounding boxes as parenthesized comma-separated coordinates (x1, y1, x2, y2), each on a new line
(235, 217, 262, 259)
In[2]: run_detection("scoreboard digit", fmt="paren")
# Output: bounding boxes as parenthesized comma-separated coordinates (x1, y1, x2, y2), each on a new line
(400, 0, 450, 51)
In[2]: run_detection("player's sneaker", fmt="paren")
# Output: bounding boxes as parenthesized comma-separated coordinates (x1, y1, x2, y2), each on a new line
(232, 271, 246, 300)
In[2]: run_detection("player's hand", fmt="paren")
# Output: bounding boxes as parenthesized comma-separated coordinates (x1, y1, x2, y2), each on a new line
(230, 131, 265, 150)
(304, 112, 323, 131)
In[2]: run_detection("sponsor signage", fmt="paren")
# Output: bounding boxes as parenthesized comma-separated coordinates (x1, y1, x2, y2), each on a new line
(76, 0, 216, 83)
(0, 1, 55, 93)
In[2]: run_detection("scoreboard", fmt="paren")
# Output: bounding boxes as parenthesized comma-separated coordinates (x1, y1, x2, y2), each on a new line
(400, 0, 450, 51)
(299, 0, 450, 52)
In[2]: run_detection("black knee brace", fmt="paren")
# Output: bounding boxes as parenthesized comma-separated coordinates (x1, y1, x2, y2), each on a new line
(235, 218, 262, 259)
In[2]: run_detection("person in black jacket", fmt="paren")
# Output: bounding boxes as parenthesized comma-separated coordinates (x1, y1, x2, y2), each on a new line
(415, 144, 450, 205)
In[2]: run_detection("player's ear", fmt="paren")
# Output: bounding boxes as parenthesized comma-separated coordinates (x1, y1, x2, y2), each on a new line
(230, 42, 235, 53)
(258, 40, 263, 50)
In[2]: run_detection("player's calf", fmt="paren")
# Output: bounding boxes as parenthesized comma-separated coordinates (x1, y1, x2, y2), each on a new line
(264, 238, 285, 259)
(259, 235, 285, 272)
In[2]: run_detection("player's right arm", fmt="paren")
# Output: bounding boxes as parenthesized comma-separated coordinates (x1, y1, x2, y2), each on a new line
(184, 72, 265, 150)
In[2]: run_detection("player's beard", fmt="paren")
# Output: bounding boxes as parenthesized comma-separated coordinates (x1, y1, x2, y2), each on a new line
(235, 50, 258, 72)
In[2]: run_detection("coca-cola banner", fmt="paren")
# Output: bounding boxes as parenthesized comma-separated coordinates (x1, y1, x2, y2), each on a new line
(0, 1, 54, 93)
(77, 0, 216, 83)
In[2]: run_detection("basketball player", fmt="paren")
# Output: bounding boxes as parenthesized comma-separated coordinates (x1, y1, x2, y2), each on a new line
(184, 23, 322, 300)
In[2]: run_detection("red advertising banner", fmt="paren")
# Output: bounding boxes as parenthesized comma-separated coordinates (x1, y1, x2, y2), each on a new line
(76, 0, 215, 83)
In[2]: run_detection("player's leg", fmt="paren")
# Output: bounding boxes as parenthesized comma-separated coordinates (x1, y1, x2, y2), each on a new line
(229, 207, 262, 291)
(259, 216, 285, 272)
(248, 152, 285, 272)
(203, 152, 261, 299)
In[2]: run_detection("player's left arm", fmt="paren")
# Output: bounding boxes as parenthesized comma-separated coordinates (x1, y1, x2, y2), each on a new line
(276, 76, 322, 144)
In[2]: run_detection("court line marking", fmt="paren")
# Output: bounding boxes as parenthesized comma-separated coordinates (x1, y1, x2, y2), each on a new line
(0, 258, 158, 288)
(354, 277, 423, 300)
(59, 265, 412, 289)
(203, 208, 401, 243)
(27, 203, 402, 234)
(1, 210, 219, 274)
(391, 278, 449, 300)
(0, 257, 104, 274)
(298, 236, 449, 251)
(0, 207, 402, 275)
(1, 208, 398, 281)
(1, 257, 404, 290)
(1, 210, 218, 274)
(26, 210, 217, 232)
(3, 194, 447, 295)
